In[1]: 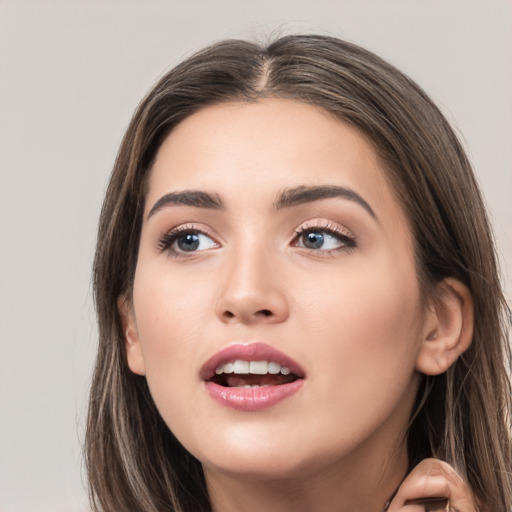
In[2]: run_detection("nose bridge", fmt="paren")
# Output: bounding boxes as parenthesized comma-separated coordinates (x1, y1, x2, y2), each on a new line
(216, 233, 289, 324)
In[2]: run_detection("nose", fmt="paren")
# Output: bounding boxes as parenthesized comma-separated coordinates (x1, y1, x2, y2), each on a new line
(215, 247, 289, 325)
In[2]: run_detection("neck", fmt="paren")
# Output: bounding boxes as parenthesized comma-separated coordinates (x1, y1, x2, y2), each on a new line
(204, 438, 408, 512)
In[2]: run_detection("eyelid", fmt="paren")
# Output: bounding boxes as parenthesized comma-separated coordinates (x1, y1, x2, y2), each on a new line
(156, 223, 220, 254)
(292, 220, 357, 251)
(294, 219, 355, 239)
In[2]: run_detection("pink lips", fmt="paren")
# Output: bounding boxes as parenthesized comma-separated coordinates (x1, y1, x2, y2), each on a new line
(201, 342, 305, 412)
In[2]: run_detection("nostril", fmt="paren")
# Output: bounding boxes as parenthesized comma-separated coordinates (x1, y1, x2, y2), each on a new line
(257, 309, 273, 317)
(223, 311, 235, 319)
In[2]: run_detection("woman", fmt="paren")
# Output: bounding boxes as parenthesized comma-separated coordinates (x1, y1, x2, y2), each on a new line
(85, 35, 512, 511)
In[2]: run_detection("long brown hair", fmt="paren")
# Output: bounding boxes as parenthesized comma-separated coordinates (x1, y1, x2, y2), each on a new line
(86, 35, 512, 511)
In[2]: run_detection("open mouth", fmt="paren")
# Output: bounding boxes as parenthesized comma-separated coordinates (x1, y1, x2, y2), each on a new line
(210, 360, 300, 388)
(201, 344, 305, 410)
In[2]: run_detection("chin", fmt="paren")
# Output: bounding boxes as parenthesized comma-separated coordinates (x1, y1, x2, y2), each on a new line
(191, 425, 354, 484)
(202, 450, 318, 482)
(182, 423, 312, 479)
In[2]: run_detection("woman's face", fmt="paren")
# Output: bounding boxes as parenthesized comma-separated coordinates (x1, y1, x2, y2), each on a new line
(125, 99, 430, 482)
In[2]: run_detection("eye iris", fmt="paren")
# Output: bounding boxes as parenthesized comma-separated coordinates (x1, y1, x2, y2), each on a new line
(177, 233, 200, 251)
(304, 232, 324, 249)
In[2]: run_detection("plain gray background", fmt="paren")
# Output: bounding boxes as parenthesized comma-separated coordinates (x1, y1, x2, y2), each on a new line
(0, 1, 510, 511)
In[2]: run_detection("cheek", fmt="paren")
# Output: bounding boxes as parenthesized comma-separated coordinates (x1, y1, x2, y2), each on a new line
(275, 261, 424, 467)
(131, 262, 211, 405)
(297, 255, 424, 407)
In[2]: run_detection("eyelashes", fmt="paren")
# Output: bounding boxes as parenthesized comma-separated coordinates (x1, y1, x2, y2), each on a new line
(293, 223, 357, 253)
(157, 221, 357, 257)
(156, 225, 219, 255)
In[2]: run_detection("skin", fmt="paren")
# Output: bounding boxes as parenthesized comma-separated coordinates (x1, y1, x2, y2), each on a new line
(121, 99, 477, 512)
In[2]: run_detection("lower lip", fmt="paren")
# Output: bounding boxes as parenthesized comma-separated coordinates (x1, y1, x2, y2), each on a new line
(205, 380, 304, 411)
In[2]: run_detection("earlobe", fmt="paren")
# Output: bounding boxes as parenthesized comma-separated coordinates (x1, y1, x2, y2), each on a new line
(415, 278, 474, 376)
(117, 295, 146, 376)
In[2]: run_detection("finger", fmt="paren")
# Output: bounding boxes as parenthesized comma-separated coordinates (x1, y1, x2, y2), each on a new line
(386, 458, 478, 512)
(404, 497, 449, 511)
(386, 497, 449, 512)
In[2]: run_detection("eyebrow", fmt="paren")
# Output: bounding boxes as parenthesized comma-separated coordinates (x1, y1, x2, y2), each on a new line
(148, 190, 224, 218)
(274, 185, 376, 219)
(147, 185, 376, 220)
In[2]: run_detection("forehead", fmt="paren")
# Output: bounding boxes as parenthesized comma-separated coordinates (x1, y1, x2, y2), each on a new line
(147, 99, 405, 226)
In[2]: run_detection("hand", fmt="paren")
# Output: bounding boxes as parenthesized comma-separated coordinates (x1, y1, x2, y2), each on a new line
(386, 459, 481, 512)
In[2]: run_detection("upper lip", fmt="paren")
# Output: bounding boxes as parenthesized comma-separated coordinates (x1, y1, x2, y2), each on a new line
(200, 342, 306, 381)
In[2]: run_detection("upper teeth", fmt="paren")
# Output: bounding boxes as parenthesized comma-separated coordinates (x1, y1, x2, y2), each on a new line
(215, 360, 291, 376)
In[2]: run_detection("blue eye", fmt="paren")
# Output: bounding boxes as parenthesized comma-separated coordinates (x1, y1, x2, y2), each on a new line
(295, 227, 355, 251)
(176, 233, 201, 251)
(158, 229, 218, 254)
(303, 232, 326, 249)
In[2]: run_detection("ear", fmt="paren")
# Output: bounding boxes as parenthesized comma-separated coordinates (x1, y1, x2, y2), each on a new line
(415, 278, 474, 376)
(117, 295, 146, 376)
